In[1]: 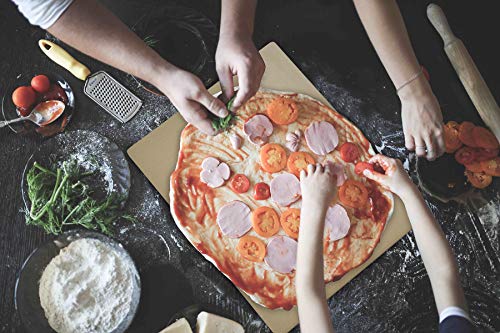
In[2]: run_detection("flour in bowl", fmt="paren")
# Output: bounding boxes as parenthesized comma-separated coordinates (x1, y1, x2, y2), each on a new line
(39, 238, 136, 333)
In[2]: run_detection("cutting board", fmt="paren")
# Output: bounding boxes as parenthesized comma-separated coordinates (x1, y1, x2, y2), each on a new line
(127, 42, 411, 333)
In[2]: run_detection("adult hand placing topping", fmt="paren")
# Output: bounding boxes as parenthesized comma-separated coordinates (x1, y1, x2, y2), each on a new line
(156, 68, 228, 136)
(216, 34, 265, 108)
(398, 75, 445, 161)
(362, 154, 415, 197)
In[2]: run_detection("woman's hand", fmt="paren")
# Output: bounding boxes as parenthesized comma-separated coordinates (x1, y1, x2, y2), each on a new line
(155, 67, 228, 136)
(215, 34, 265, 108)
(362, 154, 415, 197)
(399, 76, 445, 161)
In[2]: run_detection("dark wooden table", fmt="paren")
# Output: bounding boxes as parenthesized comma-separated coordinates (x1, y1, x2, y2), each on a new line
(1, 0, 499, 332)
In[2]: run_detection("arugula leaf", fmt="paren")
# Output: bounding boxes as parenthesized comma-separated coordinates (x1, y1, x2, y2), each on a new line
(211, 96, 236, 131)
(25, 159, 132, 235)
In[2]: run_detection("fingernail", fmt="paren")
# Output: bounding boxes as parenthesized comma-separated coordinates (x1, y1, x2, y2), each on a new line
(219, 107, 229, 117)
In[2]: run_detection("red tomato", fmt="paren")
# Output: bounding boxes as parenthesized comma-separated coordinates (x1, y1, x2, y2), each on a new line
(474, 148, 499, 162)
(253, 182, 270, 200)
(230, 174, 250, 193)
(31, 75, 51, 93)
(355, 162, 374, 175)
(455, 147, 477, 165)
(339, 142, 359, 163)
(12, 86, 36, 109)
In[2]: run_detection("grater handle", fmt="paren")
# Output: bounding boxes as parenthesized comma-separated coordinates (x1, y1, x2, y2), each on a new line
(38, 40, 91, 81)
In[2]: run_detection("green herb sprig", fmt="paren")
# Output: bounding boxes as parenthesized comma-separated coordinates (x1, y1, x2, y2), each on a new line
(25, 160, 132, 235)
(211, 96, 236, 131)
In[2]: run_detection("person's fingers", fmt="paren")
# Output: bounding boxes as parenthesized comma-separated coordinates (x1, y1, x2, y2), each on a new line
(405, 132, 416, 151)
(181, 100, 217, 136)
(194, 89, 228, 118)
(232, 67, 257, 108)
(307, 163, 315, 174)
(216, 65, 234, 103)
(325, 161, 335, 174)
(424, 135, 438, 161)
(315, 163, 324, 174)
(363, 169, 384, 183)
(434, 125, 446, 157)
(368, 154, 391, 171)
(300, 169, 306, 181)
(414, 137, 427, 157)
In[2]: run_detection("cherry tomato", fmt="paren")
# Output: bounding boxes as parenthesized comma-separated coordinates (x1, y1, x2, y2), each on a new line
(31, 75, 51, 93)
(230, 174, 250, 193)
(12, 86, 36, 109)
(253, 182, 270, 200)
(339, 142, 359, 163)
(355, 162, 374, 175)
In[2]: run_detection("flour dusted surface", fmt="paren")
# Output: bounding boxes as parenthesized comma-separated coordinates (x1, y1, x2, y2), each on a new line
(39, 238, 134, 333)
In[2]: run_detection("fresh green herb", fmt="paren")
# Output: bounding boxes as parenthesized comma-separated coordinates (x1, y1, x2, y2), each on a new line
(25, 160, 132, 235)
(143, 35, 159, 48)
(211, 96, 236, 131)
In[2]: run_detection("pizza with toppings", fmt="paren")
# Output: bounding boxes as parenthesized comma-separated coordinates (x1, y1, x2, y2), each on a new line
(170, 89, 394, 310)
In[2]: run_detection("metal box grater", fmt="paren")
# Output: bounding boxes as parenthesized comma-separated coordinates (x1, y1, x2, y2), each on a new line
(84, 71, 142, 123)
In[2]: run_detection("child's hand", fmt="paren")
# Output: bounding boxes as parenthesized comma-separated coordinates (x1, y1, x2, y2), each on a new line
(362, 155, 414, 196)
(300, 163, 338, 209)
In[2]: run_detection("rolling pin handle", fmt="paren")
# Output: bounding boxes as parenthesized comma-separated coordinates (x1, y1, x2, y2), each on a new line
(427, 4, 457, 47)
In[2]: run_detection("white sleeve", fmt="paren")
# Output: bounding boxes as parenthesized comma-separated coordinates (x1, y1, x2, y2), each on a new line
(12, 0, 74, 29)
(439, 306, 471, 323)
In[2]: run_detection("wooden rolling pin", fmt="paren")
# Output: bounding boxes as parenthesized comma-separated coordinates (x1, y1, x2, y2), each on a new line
(427, 4, 500, 141)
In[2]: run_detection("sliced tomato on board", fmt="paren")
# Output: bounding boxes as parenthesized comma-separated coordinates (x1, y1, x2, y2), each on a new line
(339, 142, 360, 163)
(252, 206, 280, 237)
(480, 157, 500, 176)
(280, 208, 301, 239)
(266, 97, 299, 125)
(287, 151, 315, 177)
(236, 236, 266, 262)
(253, 182, 271, 200)
(230, 174, 250, 193)
(354, 162, 374, 175)
(260, 143, 287, 173)
(443, 121, 463, 153)
(465, 170, 492, 189)
(458, 121, 477, 147)
(472, 126, 499, 149)
(455, 147, 477, 165)
(339, 179, 369, 208)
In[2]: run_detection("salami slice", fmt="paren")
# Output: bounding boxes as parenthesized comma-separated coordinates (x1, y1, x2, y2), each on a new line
(244, 114, 274, 146)
(270, 173, 301, 207)
(216, 201, 252, 238)
(305, 121, 339, 155)
(264, 236, 298, 274)
(324, 204, 350, 241)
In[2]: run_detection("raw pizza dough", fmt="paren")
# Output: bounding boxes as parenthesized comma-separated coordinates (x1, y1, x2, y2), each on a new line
(170, 89, 394, 310)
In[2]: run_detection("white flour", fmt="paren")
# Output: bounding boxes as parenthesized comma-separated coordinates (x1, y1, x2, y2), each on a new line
(39, 238, 135, 333)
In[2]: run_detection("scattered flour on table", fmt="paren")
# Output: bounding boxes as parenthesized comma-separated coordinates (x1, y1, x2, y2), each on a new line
(39, 238, 135, 333)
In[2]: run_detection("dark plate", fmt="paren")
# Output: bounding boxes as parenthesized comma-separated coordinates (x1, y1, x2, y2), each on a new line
(416, 153, 472, 202)
(21, 129, 131, 214)
(14, 229, 141, 333)
(1, 72, 75, 138)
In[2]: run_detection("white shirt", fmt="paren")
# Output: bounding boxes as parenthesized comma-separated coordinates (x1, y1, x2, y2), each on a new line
(439, 306, 471, 323)
(12, 0, 74, 29)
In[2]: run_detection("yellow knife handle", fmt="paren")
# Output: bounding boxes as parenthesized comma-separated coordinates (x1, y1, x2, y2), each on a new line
(38, 39, 91, 81)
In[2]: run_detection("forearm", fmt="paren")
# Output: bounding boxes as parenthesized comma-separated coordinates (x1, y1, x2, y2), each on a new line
(399, 186, 467, 313)
(220, 0, 257, 39)
(296, 205, 334, 333)
(353, 0, 420, 88)
(48, 0, 175, 87)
